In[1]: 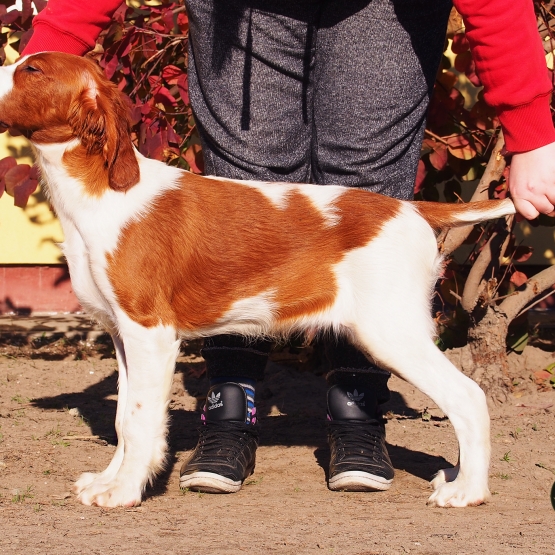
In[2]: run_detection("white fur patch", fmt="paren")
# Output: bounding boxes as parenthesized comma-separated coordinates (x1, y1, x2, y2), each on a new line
(75, 316, 180, 507)
(298, 185, 345, 227)
(205, 175, 295, 209)
(37, 146, 182, 250)
(221, 291, 277, 327)
(452, 199, 516, 224)
(180, 290, 278, 339)
(329, 202, 440, 363)
(0, 58, 22, 101)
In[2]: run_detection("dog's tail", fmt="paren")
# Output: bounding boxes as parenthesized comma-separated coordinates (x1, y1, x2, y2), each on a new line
(413, 198, 516, 230)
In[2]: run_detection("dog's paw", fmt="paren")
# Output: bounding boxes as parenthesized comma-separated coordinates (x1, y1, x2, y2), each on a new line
(73, 472, 101, 495)
(76, 479, 142, 508)
(430, 466, 459, 490)
(427, 478, 490, 508)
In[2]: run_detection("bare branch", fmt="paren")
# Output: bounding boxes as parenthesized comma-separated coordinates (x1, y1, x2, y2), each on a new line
(437, 132, 506, 256)
(424, 128, 451, 147)
(490, 214, 515, 298)
(498, 214, 514, 264)
(449, 289, 463, 302)
(500, 265, 555, 322)
(538, 19, 555, 37)
(460, 224, 510, 313)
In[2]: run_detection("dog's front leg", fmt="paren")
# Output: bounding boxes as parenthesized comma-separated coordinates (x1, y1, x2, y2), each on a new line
(74, 334, 128, 497)
(76, 320, 180, 507)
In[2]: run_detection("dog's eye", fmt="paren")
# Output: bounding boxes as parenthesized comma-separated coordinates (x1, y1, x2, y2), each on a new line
(23, 65, 42, 74)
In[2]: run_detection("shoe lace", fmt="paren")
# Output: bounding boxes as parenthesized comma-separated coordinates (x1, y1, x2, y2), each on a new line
(196, 421, 258, 461)
(328, 419, 386, 459)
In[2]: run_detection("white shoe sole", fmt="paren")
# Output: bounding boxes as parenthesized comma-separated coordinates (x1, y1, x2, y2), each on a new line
(328, 470, 392, 492)
(179, 471, 242, 494)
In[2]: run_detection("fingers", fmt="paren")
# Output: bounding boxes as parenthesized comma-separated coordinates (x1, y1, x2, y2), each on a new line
(513, 198, 540, 220)
(531, 190, 555, 215)
(509, 183, 555, 219)
(513, 196, 555, 219)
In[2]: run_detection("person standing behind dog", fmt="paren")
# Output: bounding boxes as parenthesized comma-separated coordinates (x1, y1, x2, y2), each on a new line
(22, 0, 555, 495)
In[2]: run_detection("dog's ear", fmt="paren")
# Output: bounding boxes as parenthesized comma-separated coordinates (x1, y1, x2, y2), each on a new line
(68, 73, 140, 192)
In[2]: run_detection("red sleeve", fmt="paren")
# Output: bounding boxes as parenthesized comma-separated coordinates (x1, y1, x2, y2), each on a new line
(454, 0, 555, 153)
(22, 0, 124, 57)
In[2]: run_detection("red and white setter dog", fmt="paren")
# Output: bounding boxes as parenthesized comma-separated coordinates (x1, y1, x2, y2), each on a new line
(0, 53, 516, 508)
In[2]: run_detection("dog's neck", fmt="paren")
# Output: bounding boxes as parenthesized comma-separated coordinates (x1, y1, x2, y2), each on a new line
(33, 140, 77, 208)
(32, 140, 114, 244)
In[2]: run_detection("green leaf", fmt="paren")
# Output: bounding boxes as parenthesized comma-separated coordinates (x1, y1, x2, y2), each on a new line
(509, 332, 528, 353)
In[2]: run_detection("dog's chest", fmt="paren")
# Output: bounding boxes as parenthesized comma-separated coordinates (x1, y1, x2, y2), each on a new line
(59, 221, 117, 324)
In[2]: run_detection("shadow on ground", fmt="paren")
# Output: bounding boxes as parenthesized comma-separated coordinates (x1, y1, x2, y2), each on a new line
(30, 341, 453, 498)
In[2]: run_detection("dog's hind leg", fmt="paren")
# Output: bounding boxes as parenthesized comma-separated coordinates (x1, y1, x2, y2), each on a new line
(74, 334, 128, 495)
(76, 318, 180, 507)
(337, 212, 490, 507)
(352, 322, 491, 507)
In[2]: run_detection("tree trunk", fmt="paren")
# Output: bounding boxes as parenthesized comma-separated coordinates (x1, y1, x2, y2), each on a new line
(465, 305, 513, 405)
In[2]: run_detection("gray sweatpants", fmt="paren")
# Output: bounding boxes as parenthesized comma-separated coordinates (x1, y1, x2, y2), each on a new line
(185, 0, 451, 387)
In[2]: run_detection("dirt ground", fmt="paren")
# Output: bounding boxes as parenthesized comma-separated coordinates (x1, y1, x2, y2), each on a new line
(0, 323, 554, 555)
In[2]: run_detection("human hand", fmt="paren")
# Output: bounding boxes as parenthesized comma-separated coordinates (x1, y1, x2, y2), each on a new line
(508, 141, 555, 219)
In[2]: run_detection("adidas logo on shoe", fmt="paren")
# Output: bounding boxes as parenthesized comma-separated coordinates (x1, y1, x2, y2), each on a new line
(203, 382, 250, 422)
(207, 391, 223, 410)
(346, 389, 365, 407)
(327, 384, 376, 420)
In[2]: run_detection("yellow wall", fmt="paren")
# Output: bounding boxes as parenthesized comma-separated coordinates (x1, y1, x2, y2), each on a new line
(0, 135, 65, 264)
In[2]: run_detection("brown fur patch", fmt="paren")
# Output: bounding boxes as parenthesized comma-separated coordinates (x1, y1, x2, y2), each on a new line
(106, 176, 401, 330)
(62, 147, 110, 197)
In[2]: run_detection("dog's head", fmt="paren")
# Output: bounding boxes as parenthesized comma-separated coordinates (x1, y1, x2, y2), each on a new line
(0, 52, 139, 192)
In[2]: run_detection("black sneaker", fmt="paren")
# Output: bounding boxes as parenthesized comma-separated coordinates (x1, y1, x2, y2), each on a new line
(327, 419, 394, 491)
(326, 384, 394, 491)
(179, 383, 259, 493)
